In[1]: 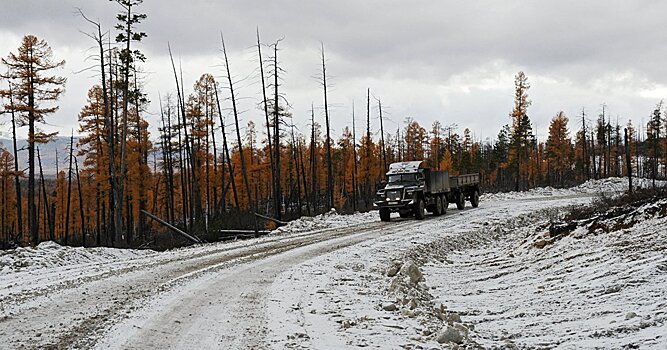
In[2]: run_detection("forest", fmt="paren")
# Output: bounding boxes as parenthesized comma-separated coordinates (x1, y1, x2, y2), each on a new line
(0, 0, 664, 249)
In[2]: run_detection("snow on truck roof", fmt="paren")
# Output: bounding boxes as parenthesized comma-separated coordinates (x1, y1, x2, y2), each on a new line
(386, 161, 423, 175)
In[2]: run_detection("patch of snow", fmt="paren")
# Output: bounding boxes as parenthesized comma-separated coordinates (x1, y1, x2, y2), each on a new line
(272, 210, 378, 236)
(0, 241, 157, 276)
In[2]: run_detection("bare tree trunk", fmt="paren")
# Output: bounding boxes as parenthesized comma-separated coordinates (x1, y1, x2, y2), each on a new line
(256, 29, 275, 218)
(37, 148, 52, 241)
(591, 132, 597, 180)
(272, 40, 282, 221)
(351, 103, 358, 212)
(320, 44, 334, 211)
(28, 60, 37, 245)
(108, 36, 119, 247)
(213, 82, 240, 210)
(310, 105, 317, 213)
(168, 44, 199, 231)
(625, 128, 632, 193)
(290, 124, 303, 216)
(220, 33, 259, 234)
(365, 88, 371, 209)
(158, 96, 174, 222)
(74, 156, 86, 246)
(298, 139, 311, 216)
(65, 133, 74, 245)
(581, 108, 588, 180)
(378, 99, 387, 173)
(8, 86, 23, 241)
(132, 74, 147, 242)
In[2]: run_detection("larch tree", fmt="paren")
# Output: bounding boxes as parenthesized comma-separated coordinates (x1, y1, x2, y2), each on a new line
(112, 0, 147, 244)
(404, 118, 427, 161)
(1, 35, 65, 245)
(647, 100, 663, 187)
(509, 71, 534, 192)
(545, 111, 572, 186)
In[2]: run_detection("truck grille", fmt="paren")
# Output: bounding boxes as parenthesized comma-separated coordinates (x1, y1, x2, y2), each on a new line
(386, 189, 402, 201)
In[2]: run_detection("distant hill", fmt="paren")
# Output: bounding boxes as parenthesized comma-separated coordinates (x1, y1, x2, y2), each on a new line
(0, 136, 80, 176)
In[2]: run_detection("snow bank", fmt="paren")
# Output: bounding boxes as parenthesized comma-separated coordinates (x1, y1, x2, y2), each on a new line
(0, 241, 156, 276)
(271, 209, 378, 236)
(482, 177, 661, 202)
(425, 190, 667, 348)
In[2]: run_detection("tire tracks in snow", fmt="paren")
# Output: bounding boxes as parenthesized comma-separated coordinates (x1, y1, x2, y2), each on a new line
(0, 216, 417, 349)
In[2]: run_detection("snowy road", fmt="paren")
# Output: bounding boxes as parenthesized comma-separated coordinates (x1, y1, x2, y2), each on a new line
(2, 178, 663, 349)
(1, 213, 418, 349)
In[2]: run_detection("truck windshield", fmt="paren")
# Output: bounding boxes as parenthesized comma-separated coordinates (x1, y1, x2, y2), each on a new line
(388, 174, 418, 184)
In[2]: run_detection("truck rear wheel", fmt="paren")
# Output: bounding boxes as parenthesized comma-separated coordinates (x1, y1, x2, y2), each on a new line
(414, 197, 425, 220)
(470, 190, 480, 208)
(456, 192, 465, 210)
(440, 195, 447, 214)
(379, 207, 391, 222)
(433, 195, 443, 216)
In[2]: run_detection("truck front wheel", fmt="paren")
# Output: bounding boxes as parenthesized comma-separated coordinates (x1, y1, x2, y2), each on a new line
(379, 207, 391, 222)
(415, 197, 425, 220)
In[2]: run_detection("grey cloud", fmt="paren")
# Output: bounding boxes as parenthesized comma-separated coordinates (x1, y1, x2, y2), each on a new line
(2, 0, 667, 140)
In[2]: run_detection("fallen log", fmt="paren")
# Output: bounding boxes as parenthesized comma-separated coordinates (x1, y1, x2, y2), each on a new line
(141, 210, 203, 244)
(254, 212, 288, 227)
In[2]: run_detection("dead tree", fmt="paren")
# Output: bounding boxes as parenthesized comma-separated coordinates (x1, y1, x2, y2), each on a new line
(351, 102, 358, 212)
(310, 105, 318, 212)
(220, 34, 257, 235)
(8, 85, 23, 240)
(37, 147, 53, 241)
(168, 44, 201, 230)
(256, 28, 275, 217)
(64, 133, 74, 245)
(79, 9, 114, 246)
(298, 138, 311, 216)
(74, 156, 86, 246)
(213, 82, 239, 210)
(290, 124, 303, 216)
(319, 43, 334, 210)
(270, 39, 284, 221)
(377, 98, 387, 172)
(365, 88, 371, 209)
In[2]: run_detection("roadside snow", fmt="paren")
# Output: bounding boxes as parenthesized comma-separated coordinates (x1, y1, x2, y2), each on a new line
(0, 241, 157, 276)
(482, 176, 659, 202)
(272, 209, 378, 236)
(424, 197, 667, 348)
(0, 210, 376, 276)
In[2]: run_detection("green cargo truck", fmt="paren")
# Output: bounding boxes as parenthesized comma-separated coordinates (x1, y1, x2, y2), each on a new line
(374, 161, 480, 222)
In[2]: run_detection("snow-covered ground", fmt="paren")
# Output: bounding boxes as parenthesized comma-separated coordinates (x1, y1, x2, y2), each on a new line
(0, 177, 665, 349)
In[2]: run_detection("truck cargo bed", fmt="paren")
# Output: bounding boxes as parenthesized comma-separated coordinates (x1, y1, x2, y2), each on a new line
(451, 173, 479, 188)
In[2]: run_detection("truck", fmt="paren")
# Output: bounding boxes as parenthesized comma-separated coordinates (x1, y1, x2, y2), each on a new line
(374, 161, 480, 222)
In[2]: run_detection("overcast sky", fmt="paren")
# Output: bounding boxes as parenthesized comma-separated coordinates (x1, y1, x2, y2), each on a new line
(2, 0, 667, 143)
